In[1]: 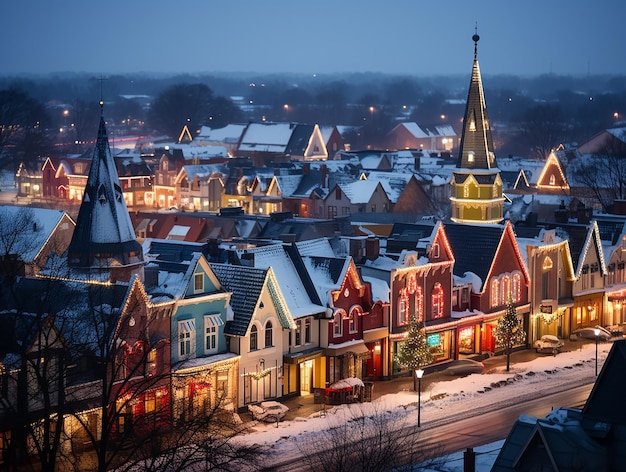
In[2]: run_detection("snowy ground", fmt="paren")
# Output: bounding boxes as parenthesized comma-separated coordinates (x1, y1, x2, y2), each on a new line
(235, 342, 608, 471)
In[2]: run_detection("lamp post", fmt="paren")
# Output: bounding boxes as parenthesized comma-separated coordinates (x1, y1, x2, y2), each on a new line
(416, 368, 424, 427)
(594, 328, 600, 376)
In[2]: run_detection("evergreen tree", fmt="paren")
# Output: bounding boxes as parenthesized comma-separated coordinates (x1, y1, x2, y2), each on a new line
(396, 316, 434, 391)
(495, 294, 527, 372)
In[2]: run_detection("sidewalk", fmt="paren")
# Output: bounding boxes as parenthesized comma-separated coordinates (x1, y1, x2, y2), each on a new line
(275, 337, 593, 422)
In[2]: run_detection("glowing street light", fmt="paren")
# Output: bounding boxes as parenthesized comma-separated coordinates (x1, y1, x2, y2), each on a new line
(594, 328, 600, 376)
(416, 368, 424, 427)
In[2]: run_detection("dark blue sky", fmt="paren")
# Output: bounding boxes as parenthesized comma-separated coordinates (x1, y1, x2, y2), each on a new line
(4, 1, 626, 77)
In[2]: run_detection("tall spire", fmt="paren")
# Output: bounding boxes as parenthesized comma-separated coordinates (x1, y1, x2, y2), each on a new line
(450, 31, 504, 224)
(456, 28, 497, 170)
(67, 102, 144, 281)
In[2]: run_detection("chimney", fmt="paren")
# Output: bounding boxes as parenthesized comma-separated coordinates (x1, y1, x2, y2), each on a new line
(365, 236, 380, 259)
(279, 234, 296, 244)
(241, 251, 255, 267)
(321, 164, 328, 188)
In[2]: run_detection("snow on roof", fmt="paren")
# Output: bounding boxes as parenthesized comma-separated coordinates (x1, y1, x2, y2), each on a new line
(0, 206, 69, 261)
(168, 225, 191, 238)
(339, 180, 383, 204)
(182, 163, 226, 181)
(180, 145, 227, 159)
(363, 275, 389, 303)
(295, 238, 336, 257)
(454, 271, 482, 292)
(238, 123, 294, 152)
(274, 174, 303, 197)
(196, 124, 247, 143)
(607, 127, 626, 143)
(400, 122, 431, 138)
(235, 244, 324, 318)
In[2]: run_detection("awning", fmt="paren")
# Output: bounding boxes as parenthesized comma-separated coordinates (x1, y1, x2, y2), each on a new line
(179, 319, 196, 333)
(204, 314, 224, 326)
(363, 327, 388, 343)
(326, 340, 370, 357)
(283, 348, 325, 365)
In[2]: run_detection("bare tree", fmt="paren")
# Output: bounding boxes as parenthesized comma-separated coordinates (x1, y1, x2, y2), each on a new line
(295, 403, 440, 472)
(570, 138, 626, 212)
(516, 103, 568, 159)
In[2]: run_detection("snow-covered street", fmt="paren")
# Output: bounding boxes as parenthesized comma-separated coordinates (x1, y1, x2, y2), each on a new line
(235, 341, 608, 471)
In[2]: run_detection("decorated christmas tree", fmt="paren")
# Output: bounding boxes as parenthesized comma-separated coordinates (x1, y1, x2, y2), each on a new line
(396, 315, 434, 390)
(495, 293, 527, 372)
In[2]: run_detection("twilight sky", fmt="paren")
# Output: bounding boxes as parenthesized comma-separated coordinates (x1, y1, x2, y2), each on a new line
(4, 1, 626, 78)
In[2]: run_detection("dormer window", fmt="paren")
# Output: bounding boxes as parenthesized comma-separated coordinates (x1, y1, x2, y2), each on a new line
(97, 184, 106, 203)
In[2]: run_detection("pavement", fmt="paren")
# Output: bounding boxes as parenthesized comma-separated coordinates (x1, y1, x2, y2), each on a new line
(272, 337, 593, 423)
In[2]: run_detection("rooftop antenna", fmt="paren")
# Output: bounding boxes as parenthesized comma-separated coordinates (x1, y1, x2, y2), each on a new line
(473, 23, 479, 60)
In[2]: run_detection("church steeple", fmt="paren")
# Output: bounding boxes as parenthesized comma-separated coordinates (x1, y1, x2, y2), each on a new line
(450, 30, 504, 224)
(67, 101, 144, 282)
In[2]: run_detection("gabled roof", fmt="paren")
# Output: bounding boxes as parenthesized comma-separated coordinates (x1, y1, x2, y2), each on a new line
(492, 410, 606, 471)
(238, 122, 294, 153)
(196, 124, 247, 144)
(334, 180, 389, 205)
(210, 263, 295, 336)
(443, 221, 507, 287)
(230, 243, 324, 317)
(302, 256, 352, 307)
(583, 340, 626, 430)
(0, 206, 74, 262)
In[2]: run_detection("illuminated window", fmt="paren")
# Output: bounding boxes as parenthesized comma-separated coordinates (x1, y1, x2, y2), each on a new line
(467, 151, 475, 163)
(431, 243, 440, 258)
(415, 287, 424, 322)
(431, 283, 444, 319)
(542, 256, 553, 271)
(398, 291, 409, 325)
(491, 278, 499, 308)
(549, 174, 556, 185)
(144, 392, 156, 413)
(194, 273, 203, 292)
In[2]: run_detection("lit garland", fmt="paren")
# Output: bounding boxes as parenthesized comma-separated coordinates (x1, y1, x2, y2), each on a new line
(242, 366, 276, 381)
(536, 151, 569, 190)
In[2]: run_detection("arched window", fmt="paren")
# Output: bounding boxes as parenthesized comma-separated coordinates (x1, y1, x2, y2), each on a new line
(512, 272, 522, 302)
(549, 174, 555, 186)
(431, 283, 444, 319)
(264, 321, 273, 348)
(349, 308, 359, 333)
(415, 287, 424, 322)
(250, 325, 258, 351)
(501, 275, 511, 306)
(333, 311, 343, 337)
(398, 290, 409, 325)
(491, 278, 500, 308)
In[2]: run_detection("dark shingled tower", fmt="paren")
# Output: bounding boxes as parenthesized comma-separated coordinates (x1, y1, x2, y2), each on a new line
(67, 101, 144, 282)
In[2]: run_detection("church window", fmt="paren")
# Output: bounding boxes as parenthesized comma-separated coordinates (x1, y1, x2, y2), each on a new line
(467, 152, 475, 163)
(250, 325, 258, 351)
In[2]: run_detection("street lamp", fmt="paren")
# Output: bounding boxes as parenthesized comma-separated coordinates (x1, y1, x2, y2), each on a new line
(416, 368, 424, 427)
(594, 328, 600, 376)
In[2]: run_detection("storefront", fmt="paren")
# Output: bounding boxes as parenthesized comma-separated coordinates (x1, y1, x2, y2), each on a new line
(283, 348, 325, 396)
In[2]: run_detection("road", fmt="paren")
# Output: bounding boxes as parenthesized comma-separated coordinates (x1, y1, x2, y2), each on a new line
(261, 382, 593, 471)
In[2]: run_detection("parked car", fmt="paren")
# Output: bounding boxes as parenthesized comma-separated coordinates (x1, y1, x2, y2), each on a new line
(441, 359, 484, 376)
(571, 326, 612, 342)
(533, 334, 565, 354)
